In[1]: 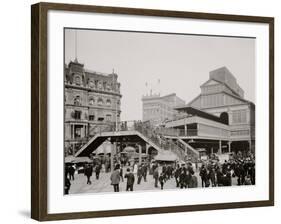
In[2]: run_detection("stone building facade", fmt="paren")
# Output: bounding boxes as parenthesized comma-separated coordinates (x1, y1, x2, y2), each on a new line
(64, 60, 122, 155)
(142, 93, 185, 126)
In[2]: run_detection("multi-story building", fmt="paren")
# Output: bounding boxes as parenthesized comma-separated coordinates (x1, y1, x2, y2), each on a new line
(164, 67, 255, 154)
(142, 93, 185, 126)
(64, 60, 122, 155)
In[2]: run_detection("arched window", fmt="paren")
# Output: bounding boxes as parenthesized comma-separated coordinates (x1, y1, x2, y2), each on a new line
(106, 99, 111, 106)
(74, 96, 81, 106)
(220, 112, 229, 125)
(103, 81, 107, 90)
(89, 97, 95, 105)
(89, 80, 95, 88)
(97, 81, 103, 90)
(106, 83, 111, 91)
(97, 97, 103, 105)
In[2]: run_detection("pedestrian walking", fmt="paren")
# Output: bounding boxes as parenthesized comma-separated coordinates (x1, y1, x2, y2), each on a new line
(110, 164, 121, 192)
(120, 165, 124, 182)
(199, 165, 209, 187)
(95, 163, 101, 180)
(153, 165, 159, 188)
(84, 163, 93, 185)
(64, 172, 71, 194)
(179, 169, 187, 189)
(174, 164, 181, 187)
(133, 162, 138, 175)
(209, 167, 217, 187)
(188, 173, 198, 188)
(159, 172, 165, 190)
(142, 163, 148, 182)
(137, 165, 143, 184)
(69, 164, 75, 181)
(124, 168, 135, 191)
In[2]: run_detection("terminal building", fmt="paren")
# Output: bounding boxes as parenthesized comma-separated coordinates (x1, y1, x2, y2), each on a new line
(64, 60, 122, 155)
(163, 67, 255, 155)
(142, 93, 185, 126)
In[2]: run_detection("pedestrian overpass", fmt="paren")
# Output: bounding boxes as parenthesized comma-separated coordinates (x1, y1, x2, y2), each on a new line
(75, 130, 166, 157)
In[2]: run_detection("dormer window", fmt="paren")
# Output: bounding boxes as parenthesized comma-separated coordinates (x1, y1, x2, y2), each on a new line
(74, 75, 82, 85)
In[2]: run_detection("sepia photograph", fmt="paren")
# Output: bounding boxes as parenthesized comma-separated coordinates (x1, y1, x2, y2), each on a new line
(63, 28, 256, 195)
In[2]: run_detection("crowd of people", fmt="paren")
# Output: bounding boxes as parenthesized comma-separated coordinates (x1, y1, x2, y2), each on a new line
(64, 153, 255, 194)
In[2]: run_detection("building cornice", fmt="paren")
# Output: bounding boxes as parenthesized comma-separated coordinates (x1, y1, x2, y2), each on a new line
(65, 83, 122, 97)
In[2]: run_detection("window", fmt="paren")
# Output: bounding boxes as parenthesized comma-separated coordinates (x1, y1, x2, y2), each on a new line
(98, 117, 104, 121)
(106, 114, 112, 122)
(74, 96, 81, 106)
(202, 94, 223, 107)
(97, 81, 103, 90)
(74, 127, 81, 138)
(106, 83, 111, 91)
(232, 110, 247, 124)
(106, 99, 111, 106)
(231, 130, 250, 136)
(74, 125, 83, 138)
(89, 80, 95, 88)
(89, 97, 95, 105)
(74, 110, 81, 120)
(97, 98, 103, 106)
(89, 115, 95, 121)
(74, 76, 82, 85)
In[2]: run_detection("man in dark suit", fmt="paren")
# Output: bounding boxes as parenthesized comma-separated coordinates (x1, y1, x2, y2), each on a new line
(153, 165, 159, 188)
(95, 163, 101, 180)
(84, 163, 93, 185)
(124, 168, 135, 191)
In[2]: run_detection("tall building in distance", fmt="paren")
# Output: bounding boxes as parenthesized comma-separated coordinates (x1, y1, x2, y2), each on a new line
(64, 60, 122, 155)
(142, 93, 185, 126)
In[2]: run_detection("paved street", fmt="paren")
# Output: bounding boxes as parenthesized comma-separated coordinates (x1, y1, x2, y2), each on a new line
(69, 167, 238, 194)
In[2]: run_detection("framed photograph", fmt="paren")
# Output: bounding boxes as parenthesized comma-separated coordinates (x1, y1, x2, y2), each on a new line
(31, 2, 274, 221)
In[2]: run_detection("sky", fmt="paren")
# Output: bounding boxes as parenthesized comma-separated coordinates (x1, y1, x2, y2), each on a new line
(64, 28, 255, 121)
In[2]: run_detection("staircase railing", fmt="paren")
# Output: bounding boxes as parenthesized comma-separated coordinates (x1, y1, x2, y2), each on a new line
(175, 138, 199, 161)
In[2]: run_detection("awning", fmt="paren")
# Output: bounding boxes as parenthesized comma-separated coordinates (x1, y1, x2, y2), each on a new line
(154, 151, 178, 161)
(65, 156, 92, 163)
(72, 157, 92, 163)
(174, 106, 225, 124)
(123, 146, 136, 153)
(65, 155, 76, 163)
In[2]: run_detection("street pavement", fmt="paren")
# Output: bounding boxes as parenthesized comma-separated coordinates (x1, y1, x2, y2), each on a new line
(69, 167, 238, 194)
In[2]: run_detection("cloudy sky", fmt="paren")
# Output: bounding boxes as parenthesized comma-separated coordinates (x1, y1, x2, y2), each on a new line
(64, 28, 255, 121)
